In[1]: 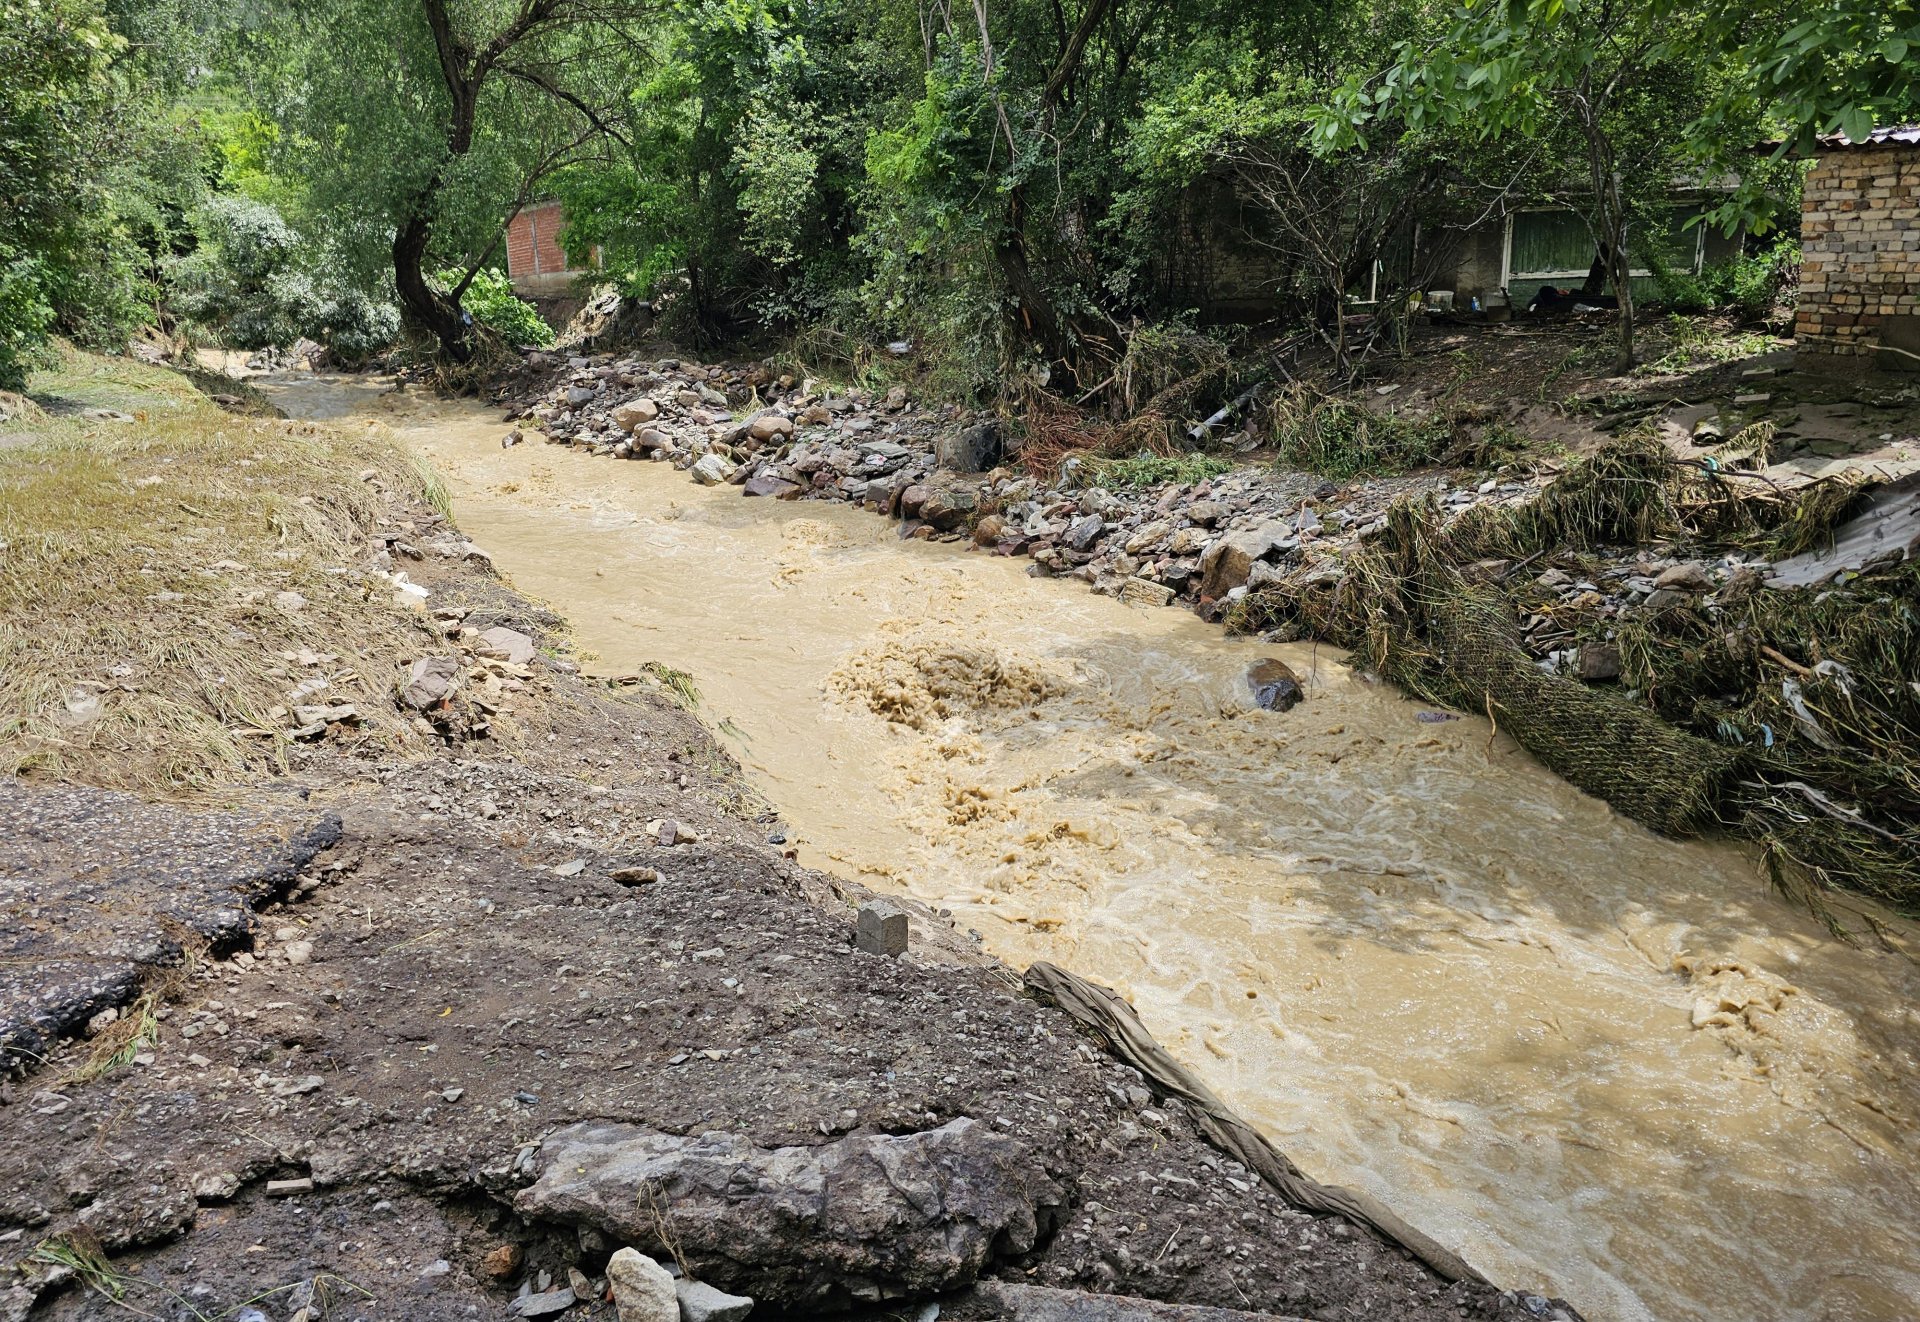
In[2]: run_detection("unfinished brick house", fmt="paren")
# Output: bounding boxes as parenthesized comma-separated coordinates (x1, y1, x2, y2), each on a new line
(1797, 126, 1920, 369)
(504, 199, 599, 297)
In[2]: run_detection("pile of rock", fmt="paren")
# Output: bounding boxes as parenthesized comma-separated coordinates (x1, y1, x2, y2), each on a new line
(397, 619, 550, 742)
(504, 351, 1551, 616)
(507, 354, 962, 500)
(498, 1244, 752, 1322)
(1517, 553, 1772, 681)
(506, 350, 1771, 683)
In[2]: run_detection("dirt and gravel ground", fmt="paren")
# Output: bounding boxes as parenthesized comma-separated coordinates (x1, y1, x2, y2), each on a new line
(1, 363, 1566, 1322)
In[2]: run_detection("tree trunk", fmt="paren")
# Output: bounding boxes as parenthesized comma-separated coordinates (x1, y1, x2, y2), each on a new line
(393, 201, 472, 362)
(1602, 181, 1635, 374)
(995, 192, 1074, 381)
(1577, 100, 1635, 376)
(1579, 249, 1608, 300)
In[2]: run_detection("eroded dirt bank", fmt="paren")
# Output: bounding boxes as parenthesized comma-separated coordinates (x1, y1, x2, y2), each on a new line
(1, 361, 1547, 1322)
(302, 375, 1920, 1322)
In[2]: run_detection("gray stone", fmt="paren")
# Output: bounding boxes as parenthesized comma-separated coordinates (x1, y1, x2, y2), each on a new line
(676, 1280, 754, 1322)
(608, 1249, 678, 1322)
(403, 655, 461, 710)
(1123, 521, 1171, 554)
(936, 421, 1001, 473)
(1246, 659, 1303, 712)
(918, 488, 976, 531)
(517, 1119, 1059, 1308)
(1119, 578, 1174, 609)
(1653, 561, 1714, 592)
(742, 473, 801, 499)
(566, 387, 597, 407)
(1198, 523, 1291, 599)
(855, 900, 908, 957)
(508, 1288, 577, 1318)
(476, 626, 538, 666)
(747, 414, 795, 443)
(691, 454, 736, 486)
(1064, 515, 1105, 552)
(614, 399, 660, 431)
(192, 1171, 240, 1203)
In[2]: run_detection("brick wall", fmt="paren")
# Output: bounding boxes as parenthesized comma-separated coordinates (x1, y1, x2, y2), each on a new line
(1796, 144, 1920, 361)
(505, 200, 584, 296)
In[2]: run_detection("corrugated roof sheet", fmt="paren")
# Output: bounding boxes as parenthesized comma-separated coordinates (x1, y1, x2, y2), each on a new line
(1819, 124, 1920, 150)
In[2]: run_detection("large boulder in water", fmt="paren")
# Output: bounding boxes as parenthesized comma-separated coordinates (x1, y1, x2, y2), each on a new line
(1247, 658, 1303, 711)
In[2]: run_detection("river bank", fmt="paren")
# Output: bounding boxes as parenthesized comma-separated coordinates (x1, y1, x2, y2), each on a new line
(294, 364, 1920, 1322)
(1, 351, 1554, 1322)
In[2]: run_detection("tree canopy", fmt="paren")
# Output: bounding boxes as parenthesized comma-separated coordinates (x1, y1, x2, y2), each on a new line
(1, 0, 1915, 383)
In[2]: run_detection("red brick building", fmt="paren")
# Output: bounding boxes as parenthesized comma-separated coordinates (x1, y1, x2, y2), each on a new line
(505, 200, 598, 296)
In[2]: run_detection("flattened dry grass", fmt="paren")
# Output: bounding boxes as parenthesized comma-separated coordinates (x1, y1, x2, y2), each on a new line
(0, 349, 442, 793)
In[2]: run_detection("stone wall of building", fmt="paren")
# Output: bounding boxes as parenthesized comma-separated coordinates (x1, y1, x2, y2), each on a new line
(1797, 143, 1920, 365)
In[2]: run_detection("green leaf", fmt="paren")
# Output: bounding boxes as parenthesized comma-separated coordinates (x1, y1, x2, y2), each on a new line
(1882, 38, 1909, 62)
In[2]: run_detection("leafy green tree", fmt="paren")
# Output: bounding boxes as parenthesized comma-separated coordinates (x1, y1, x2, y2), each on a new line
(1317, 0, 1919, 373)
(554, 0, 905, 340)
(1313, 0, 1722, 372)
(264, 0, 655, 361)
(0, 0, 123, 386)
(438, 266, 555, 346)
(168, 196, 402, 361)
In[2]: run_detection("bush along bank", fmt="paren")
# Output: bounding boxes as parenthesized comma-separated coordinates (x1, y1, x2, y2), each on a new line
(502, 350, 1919, 924)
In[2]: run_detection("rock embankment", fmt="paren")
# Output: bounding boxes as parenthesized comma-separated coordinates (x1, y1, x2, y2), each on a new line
(505, 351, 1835, 685)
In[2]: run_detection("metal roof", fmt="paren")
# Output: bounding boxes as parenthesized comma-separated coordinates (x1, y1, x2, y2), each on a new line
(1818, 124, 1920, 150)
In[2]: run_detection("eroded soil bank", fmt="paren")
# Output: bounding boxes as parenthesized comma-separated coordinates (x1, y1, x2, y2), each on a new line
(294, 374, 1920, 1322)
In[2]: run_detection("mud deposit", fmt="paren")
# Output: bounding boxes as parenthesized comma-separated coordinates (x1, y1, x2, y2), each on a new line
(267, 375, 1920, 1322)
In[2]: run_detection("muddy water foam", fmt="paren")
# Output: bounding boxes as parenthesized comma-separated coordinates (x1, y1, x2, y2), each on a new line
(268, 376, 1920, 1322)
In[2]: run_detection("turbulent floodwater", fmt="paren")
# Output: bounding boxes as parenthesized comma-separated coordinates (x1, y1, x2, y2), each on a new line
(267, 374, 1920, 1322)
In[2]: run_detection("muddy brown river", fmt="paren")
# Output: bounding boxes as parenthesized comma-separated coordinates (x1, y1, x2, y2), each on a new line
(265, 374, 1920, 1322)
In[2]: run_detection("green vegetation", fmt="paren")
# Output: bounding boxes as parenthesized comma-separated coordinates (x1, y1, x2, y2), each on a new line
(1264, 386, 1448, 479)
(437, 268, 555, 349)
(1090, 451, 1234, 488)
(1648, 238, 1800, 321)
(0, 0, 1913, 392)
(171, 197, 400, 363)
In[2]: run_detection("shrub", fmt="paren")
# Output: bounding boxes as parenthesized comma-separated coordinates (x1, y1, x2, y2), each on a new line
(170, 198, 402, 361)
(445, 267, 554, 348)
(0, 246, 57, 392)
(1265, 385, 1447, 479)
(1090, 450, 1234, 488)
(1650, 237, 1798, 321)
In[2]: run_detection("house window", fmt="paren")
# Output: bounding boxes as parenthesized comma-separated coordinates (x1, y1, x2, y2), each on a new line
(1503, 205, 1705, 288)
